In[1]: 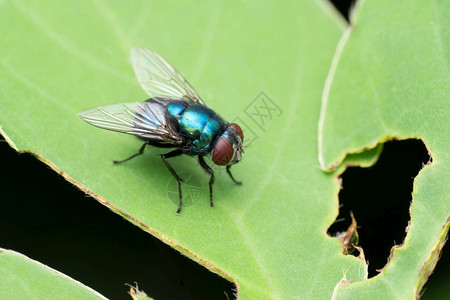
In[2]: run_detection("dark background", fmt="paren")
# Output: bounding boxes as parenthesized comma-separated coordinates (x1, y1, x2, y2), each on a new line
(1, 1, 448, 299)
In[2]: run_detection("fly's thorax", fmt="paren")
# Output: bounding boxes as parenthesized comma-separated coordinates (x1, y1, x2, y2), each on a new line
(192, 117, 224, 152)
(211, 123, 244, 166)
(167, 102, 227, 154)
(169, 103, 214, 138)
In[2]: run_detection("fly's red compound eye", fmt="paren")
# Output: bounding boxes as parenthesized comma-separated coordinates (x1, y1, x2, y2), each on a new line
(230, 123, 244, 142)
(212, 136, 233, 165)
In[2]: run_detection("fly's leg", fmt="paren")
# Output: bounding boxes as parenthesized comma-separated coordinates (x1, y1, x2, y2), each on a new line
(198, 155, 215, 208)
(113, 142, 147, 164)
(226, 165, 243, 185)
(113, 141, 175, 164)
(161, 149, 184, 214)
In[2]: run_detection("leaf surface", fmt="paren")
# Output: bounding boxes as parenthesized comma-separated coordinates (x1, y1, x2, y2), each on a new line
(0, 248, 105, 299)
(0, 0, 369, 298)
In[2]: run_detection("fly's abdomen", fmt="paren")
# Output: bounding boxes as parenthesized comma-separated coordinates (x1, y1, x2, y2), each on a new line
(167, 102, 226, 153)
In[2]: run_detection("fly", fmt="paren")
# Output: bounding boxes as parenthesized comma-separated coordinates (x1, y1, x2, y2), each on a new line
(79, 47, 244, 214)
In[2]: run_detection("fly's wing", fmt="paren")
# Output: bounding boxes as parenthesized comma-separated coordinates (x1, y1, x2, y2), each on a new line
(79, 101, 184, 145)
(131, 47, 205, 105)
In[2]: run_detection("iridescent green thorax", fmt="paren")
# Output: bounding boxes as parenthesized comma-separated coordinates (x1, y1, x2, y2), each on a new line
(167, 101, 226, 154)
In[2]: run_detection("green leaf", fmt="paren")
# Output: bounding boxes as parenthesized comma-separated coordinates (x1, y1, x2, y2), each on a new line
(318, 0, 450, 298)
(0, 0, 369, 298)
(0, 248, 105, 299)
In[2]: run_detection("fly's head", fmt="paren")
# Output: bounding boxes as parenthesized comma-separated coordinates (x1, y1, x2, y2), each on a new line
(211, 123, 244, 166)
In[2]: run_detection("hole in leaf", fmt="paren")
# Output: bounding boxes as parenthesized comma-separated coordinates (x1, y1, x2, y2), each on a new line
(328, 139, 431, 278)
(329, 0, 357, 21)
(0, 137, 235, 300)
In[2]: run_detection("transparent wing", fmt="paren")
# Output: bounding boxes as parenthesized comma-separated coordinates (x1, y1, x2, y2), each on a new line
(131, 47, 205, 104)
(79, 101, 184, 145)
